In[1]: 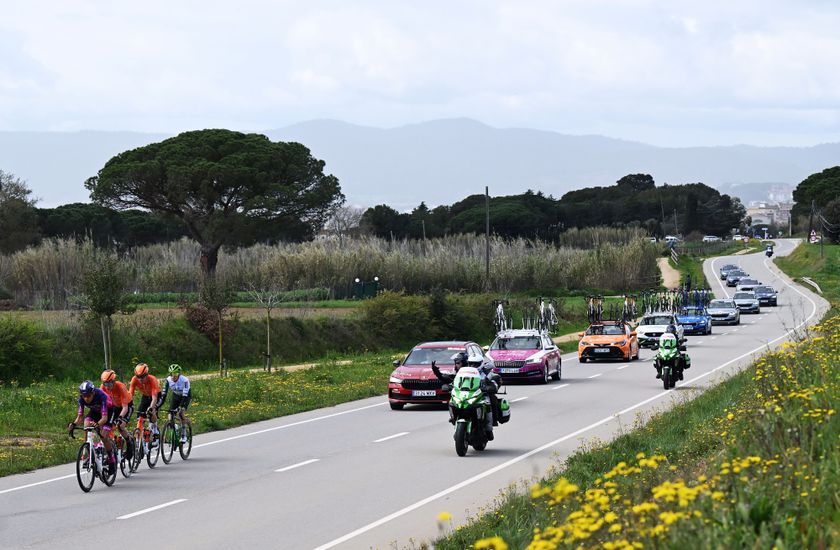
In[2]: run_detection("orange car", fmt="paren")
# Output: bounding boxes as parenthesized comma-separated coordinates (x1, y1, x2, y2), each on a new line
(578, 321, 640, 362)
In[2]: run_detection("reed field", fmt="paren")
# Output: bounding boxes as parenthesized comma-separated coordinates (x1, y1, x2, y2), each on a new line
(0, 232, 660, 308)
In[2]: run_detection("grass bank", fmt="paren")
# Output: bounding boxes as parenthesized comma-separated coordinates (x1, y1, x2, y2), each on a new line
(0, 352, 396, 477)
(776, 242, 839, 308)
(433, 243, 839, 549)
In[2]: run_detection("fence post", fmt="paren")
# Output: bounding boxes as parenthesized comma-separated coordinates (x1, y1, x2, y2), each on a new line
(671, 247, 679, 265)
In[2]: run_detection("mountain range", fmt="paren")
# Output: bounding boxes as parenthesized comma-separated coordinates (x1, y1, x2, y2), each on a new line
(2, 119, 837, 209)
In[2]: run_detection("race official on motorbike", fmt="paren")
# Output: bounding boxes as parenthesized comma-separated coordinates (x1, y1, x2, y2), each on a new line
(432, 351, 501, 440)
(654, 325, 690, 379)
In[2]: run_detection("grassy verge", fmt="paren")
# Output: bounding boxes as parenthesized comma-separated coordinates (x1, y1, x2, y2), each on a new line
(0, 352, 397, 477)
(775, 242, 840, 308)
(432, 243, 840, 549)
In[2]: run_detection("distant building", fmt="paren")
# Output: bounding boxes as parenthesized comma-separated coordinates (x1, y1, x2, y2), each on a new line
(746, 202, 792, 228)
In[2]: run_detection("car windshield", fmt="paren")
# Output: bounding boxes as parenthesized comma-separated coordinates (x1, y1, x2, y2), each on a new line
(585, 325, 624, 336)
(739, 279, 758, 285)
(734, 293, 755, 299)
(721, 265, 738, 270)
(755, 286, 774, 293)
(641, 316, 673, 325)
(728, 271, 746, 277)
(681, 307, 704, 315)
(709, 300, 735, 308)
(403, 347, 464, 365)
(490, 336, 542, 350)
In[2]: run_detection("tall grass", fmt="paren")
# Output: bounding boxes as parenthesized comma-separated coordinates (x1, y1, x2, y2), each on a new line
(0, 234, 660, 308)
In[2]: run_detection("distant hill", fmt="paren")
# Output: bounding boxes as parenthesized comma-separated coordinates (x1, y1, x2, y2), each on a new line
(2, 120, 837, 209)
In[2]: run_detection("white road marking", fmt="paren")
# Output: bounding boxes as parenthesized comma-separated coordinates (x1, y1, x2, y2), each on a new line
(710, 336, 717, 340)
(696, 341, 704, 345)
(117, 499, 187, 520)
(617, 364, 631, 370)
(552, 384, 570, 390)
(511, 396, 529, 403)
(732, 328, 740, 332)
(587, 373, 602, 379)
(275, 459, 319, 473)
(0, 474, 75, 496)
(749, 321, 756, 324)
(373, 432, 409, 443)
(313, 243, 823, 550)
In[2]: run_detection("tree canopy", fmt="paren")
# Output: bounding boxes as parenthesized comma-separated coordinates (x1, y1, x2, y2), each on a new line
(791, 166, 840, 223)
(0, 170, 39, 253)
(85, 129, 344, 275)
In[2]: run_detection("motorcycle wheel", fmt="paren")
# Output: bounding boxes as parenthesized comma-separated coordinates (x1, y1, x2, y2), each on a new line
(473, 439, 487, 451)
(662, 369, 671, 390)
(454, 423, 468, 457)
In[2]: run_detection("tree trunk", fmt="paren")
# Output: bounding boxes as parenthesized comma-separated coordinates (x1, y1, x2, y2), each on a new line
(201, 243, 221, 278)
(100, 315, 110, 370)
(218, 310, 223, 375)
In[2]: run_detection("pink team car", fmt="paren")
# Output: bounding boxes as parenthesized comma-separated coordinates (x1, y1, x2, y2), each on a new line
(487, 329, 562, 384)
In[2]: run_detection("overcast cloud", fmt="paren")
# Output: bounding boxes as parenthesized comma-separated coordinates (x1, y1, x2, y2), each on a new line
(1, 0, 839, 146)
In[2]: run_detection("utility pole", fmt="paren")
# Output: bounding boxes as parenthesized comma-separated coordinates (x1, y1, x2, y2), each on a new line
(485, 186, 490, 283)
(673, 208, 679, 236)
(809, 199, 815, 235)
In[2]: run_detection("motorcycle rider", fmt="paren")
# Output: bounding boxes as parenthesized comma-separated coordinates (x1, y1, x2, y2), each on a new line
(654, 324, 690, 380)
(765, 244, 774, 257)
(431, 351, 501, 440)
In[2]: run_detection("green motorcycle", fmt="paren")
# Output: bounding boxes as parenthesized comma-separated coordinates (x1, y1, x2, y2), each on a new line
(654, 337, 691, 390)
(447, 367, 499, 456)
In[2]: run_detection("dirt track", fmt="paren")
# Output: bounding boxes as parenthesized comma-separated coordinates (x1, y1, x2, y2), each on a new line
(657, 257, 681, 289)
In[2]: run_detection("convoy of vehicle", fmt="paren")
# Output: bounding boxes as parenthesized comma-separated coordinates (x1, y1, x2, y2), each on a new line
(487, 329, 562, 383)
(577, 320, 639, 362)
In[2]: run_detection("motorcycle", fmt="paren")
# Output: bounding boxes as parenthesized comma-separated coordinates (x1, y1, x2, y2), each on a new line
(765, 247, 773, 258)
(653, 339, 690, 390)
(445, 366, 507, 456)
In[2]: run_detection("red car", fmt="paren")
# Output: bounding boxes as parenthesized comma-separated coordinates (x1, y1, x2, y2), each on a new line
(388, 341, 491, 410)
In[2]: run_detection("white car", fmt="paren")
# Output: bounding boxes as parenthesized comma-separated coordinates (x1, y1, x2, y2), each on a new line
(636, 312, 684, 349)
(732, 234, 743, 241)
(702, 235, 721, 242)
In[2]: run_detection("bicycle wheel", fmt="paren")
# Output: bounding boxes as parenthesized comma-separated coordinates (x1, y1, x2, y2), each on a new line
(131, 428, 144, 472)
(119, 436, 133, 478)
(146, 429, 160, 468)
(161, 421, 177, 464)
(179, 425, 192, 460)
(101, 451, 117, 486)
(76, 443, 95, 493)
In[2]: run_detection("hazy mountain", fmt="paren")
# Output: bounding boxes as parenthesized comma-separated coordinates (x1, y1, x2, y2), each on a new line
(2, 120, 837, 209)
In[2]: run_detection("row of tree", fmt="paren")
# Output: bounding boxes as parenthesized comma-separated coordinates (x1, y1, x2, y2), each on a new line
(359, 175, 749, 241)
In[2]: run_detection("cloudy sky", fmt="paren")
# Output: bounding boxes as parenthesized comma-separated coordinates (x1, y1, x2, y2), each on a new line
(2, 0, 839, 146)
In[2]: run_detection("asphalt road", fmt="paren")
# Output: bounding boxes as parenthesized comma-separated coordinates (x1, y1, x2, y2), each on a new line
(0, 239, 828, 550)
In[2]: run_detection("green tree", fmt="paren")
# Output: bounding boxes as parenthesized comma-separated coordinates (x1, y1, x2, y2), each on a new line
(81, 254, 136, 370)
(0, 170, 40, 253)
(792, 166, 840, 225)
(616, 173, 655, 193)
(85, 129, 344, 277)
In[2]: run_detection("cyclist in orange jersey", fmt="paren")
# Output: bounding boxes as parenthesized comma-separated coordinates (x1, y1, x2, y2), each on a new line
(129, 363, 162, 441)
(100, 369, 135, 458)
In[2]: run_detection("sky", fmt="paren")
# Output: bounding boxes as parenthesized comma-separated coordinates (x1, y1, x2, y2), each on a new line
(1, 0, 839, 147)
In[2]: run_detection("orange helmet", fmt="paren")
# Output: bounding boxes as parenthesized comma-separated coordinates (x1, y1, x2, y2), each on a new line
(134, 363, 149, 377)
(100, 369, 117, 383)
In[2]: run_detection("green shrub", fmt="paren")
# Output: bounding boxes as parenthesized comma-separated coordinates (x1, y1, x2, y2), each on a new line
(0, 317, 54, 384)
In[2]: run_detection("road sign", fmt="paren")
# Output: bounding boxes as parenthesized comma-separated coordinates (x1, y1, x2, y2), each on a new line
(810, 229, 818, 243)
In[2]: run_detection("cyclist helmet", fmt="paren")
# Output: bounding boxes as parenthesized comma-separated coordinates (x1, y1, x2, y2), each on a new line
(134, 363, 149, 377)
(100, 369, 116, 383)
(168, 363, 182, 374)
(79, 380, 95, 395)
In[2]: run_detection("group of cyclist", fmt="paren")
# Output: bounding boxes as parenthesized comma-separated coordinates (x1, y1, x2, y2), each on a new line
(68, 362, 192, 472)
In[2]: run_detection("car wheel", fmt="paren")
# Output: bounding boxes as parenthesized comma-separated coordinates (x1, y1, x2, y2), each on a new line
(389, 402, 404, 411)
(540, 364, 549, 384)
(579, 356, 587, 364)
(707, 325, 712, 335)
(551, 363, 561, 380)
(633, 346, 640, 360)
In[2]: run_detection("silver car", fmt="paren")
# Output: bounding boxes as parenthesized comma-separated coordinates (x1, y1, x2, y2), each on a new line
(736, 278, 761, 292)
(733, 292, 761, 314)
(708, 299, 740, 325)
(719, 264, 739, 279)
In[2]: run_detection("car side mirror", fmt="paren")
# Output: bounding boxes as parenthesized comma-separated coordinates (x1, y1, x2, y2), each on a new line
(630, 332, 637, 337)
(392, 360, 400, 367)
(678, 345, 687, 352)
(578, 332, 585, 337)
(482, 345, 489, 351)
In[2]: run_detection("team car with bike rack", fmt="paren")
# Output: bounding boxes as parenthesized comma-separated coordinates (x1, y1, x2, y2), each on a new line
(577, 320, 639, 362)
(388, 341, 493, 410)
(487, 329, 562, 382)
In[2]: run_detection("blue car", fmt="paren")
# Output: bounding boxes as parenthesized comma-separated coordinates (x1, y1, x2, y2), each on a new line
(676, 305, 712, 335)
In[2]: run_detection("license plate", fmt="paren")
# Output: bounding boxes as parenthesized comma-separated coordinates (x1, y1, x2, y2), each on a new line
(411, 390, 436, 397)
(594, 348, 610, 353)
(500, 368, 519, 373)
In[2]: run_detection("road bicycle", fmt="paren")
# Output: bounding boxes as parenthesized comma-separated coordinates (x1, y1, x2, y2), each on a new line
(112, 426, 133, 479)
(132, 412, 160, 470)
(161, 406, 192, 463)
(586, 295, 603, 324)
(72, 425, 116, 493)
(492, 300, 510, 333)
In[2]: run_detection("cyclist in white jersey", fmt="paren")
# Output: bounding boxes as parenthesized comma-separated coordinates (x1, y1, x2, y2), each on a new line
(160, 364, 191, 443)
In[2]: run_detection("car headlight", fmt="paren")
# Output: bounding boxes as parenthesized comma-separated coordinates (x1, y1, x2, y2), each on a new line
(389, 376, 402, 384)
(612, 340, 627, 346)
(580, 341, 590, 346)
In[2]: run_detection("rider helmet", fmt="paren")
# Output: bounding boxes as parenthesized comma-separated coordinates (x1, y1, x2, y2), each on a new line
(79, 380, 95, 395)
(451, 352, 468, 370)
(100, 369, 116, 383)
(666, 324, 678, 335)
(168, 363, 182, 374)
(134, 363, 149, 377)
